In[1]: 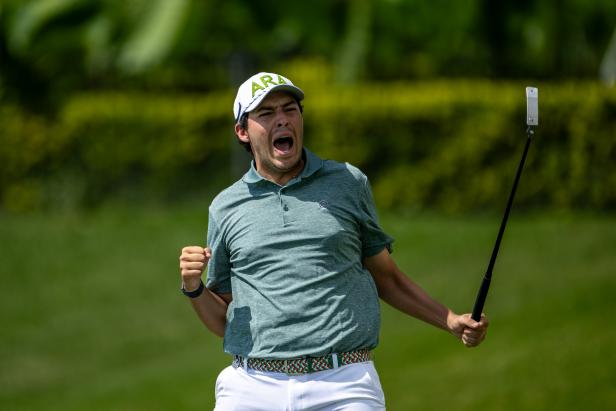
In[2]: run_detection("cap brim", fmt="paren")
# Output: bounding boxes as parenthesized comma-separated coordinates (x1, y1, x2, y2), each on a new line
(242, 84, 304, 117)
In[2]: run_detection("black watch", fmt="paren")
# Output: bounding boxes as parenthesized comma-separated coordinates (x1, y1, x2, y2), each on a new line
(181, 280, 205, 298)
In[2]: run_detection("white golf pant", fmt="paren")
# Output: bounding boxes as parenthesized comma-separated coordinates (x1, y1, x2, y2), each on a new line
(213, 361, 386, 411)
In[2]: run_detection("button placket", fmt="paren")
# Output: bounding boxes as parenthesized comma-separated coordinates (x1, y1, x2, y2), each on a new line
(278, 188, 290, 225)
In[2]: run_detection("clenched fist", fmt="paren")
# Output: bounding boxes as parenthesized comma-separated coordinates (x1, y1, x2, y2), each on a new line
(447, 312, 489, 348)
(179, 246, 211, 291)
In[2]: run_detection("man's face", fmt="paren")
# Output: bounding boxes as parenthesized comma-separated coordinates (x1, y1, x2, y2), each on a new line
(236, 91, 304, 184)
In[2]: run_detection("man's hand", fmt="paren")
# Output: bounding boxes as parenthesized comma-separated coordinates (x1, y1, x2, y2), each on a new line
(447, 312, 489, 348)
(179, 246, 211, 291)
(178, 245, 230, 337)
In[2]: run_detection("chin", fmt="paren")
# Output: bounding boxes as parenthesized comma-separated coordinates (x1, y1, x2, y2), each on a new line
(276, 160, 298, 171)
(276, 155, 300, 169)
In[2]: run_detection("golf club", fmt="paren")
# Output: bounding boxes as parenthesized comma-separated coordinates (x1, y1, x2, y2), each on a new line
(471, 86, 538, 322)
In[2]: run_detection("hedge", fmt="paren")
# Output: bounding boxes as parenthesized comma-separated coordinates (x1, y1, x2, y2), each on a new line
(1, 81, 614, 212)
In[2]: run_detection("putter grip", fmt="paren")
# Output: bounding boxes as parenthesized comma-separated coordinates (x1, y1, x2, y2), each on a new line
(471, 276, 491, 321)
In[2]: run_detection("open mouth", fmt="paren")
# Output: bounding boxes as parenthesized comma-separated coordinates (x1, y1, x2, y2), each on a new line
(273, 136, 294, 154)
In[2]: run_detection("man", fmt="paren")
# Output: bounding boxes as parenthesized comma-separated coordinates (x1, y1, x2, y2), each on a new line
(179, 72, 488, 410)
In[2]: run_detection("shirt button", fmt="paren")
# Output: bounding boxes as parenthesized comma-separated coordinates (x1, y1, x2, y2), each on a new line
(283, 205, 289, 211)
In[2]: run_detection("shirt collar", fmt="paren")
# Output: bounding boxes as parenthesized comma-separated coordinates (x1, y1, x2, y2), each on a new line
(242, 148, 323, 185)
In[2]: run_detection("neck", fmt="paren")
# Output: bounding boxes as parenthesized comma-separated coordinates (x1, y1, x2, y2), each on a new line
(259, 159, 305, 186)
(254, 149, 307, 186)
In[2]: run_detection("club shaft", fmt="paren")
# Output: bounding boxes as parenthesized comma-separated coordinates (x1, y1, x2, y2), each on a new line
(471, 129, 533, 321)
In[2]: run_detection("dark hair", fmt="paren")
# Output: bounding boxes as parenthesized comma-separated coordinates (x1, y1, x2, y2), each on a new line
(235, 97, 304, 154)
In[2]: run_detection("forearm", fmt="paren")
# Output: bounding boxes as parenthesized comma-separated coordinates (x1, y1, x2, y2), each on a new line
(187, 288, 229, 338)
(364, 249, 454, 333)
(379, 273, 452, 333)
(365, 249, 489, 346)
(179, 246, 229, 338)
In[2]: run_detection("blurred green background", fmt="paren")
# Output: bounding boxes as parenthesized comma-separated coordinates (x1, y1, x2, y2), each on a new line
(1, 1, 615, 410)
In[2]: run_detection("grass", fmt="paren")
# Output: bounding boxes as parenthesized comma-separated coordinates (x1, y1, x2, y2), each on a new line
(1, 204, 614, 410)
(377, 212, 615, 410)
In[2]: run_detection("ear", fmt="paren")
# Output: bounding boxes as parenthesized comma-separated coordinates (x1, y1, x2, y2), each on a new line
(235, 123, 250, 144)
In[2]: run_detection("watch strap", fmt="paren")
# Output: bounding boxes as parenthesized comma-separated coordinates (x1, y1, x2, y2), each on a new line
(182, 280, 205, 298)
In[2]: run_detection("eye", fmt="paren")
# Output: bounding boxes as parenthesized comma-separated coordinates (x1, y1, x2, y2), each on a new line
(284, 106, 297, 112)
(258, 111, 273, 117)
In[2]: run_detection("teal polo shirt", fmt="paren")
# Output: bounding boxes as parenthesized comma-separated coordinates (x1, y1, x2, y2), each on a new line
(205, 148, 393, 359)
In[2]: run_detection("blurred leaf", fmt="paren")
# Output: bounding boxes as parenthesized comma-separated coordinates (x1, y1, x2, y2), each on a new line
(117, 0, 190, 74)
(335, 0, 372, 84)
(600, 27, 616, 86)
(83, 14, 113, 74)
(8, 0, 88, 53)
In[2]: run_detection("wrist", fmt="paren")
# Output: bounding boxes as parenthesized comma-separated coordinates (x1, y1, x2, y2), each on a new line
(446, 309, 457, 333)
(182, 278, 201, 291)
(181, 280, 205, 298)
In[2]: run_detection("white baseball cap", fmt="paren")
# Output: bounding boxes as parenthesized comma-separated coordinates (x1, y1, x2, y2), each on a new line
(233, 72, 304, 121)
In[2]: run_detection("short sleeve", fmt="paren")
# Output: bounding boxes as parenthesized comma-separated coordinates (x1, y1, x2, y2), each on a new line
(358, 176, 394, 258)
(205, 210, 232, 294)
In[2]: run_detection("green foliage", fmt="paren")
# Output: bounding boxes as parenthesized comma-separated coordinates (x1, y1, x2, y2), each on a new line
(2, 0, 616, 112)
(1, 81, 614, 212)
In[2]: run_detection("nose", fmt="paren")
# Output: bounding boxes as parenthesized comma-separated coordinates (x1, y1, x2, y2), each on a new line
(275, 108, 289, 127)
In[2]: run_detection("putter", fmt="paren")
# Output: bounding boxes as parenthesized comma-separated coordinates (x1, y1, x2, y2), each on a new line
(471, 86, 538, 322)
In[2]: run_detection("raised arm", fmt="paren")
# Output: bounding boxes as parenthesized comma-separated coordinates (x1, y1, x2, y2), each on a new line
(179, 246, 231, 338)
(363, 248, 488, 347)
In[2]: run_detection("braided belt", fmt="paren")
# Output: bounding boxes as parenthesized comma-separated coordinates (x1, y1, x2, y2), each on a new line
(232, 349, 372, 376)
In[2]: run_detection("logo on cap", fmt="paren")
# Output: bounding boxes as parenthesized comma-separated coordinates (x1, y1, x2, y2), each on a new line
(251, 74, 289, 97)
